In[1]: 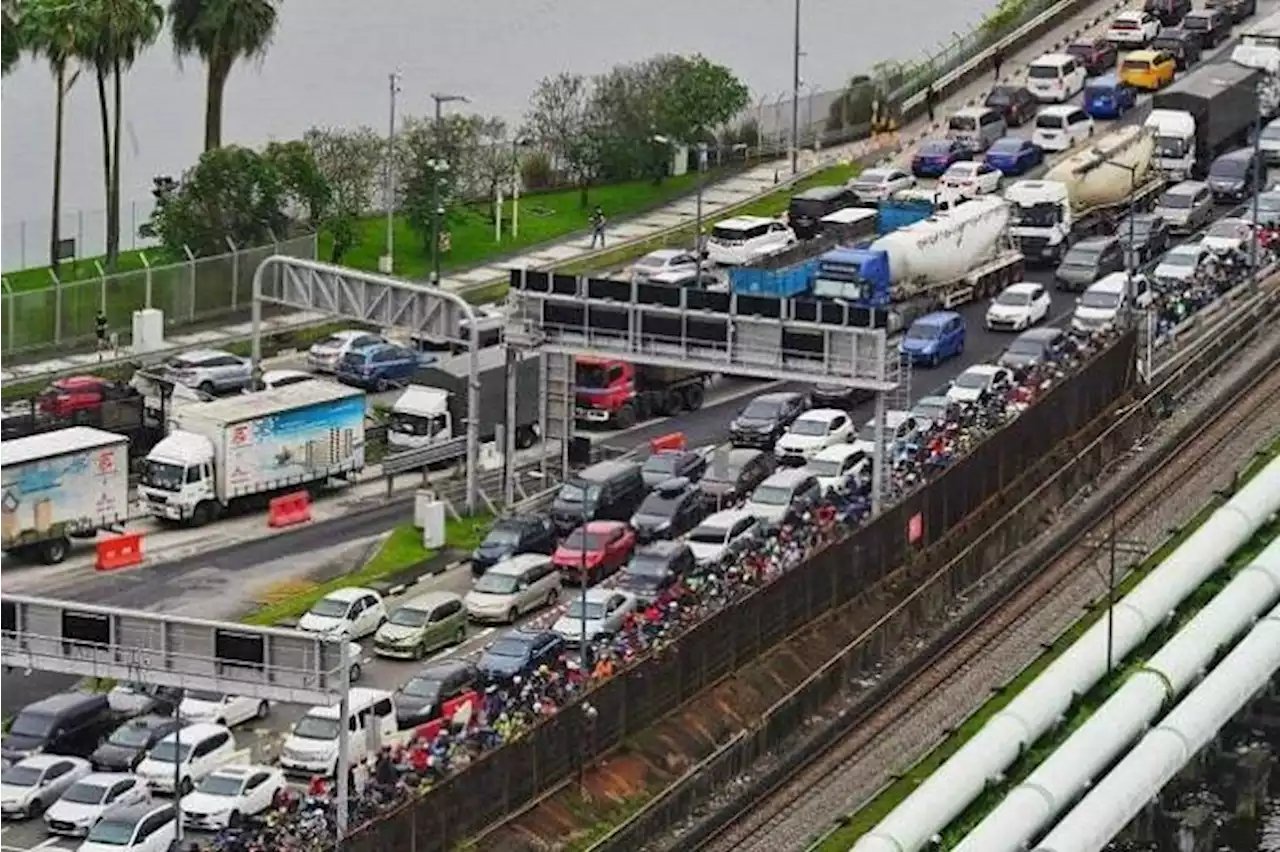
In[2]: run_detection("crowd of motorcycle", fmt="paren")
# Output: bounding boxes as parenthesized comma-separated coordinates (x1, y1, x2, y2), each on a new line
(1149, 226, 1279, 338)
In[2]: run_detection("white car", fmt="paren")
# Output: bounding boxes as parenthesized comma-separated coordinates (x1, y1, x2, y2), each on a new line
(79, 801, 176, 852)
(939, 161, 1002, 197)
(850, 411, 920, 457)
(550, 588, 640, 646)
(773, 408, 854, 465)
(177, 691, 269, 729)
(134, 723, 237, 796)
(1201, 217, 1255, 255)
(986, 281, 1052, 331)
(1031, 106, 1094, 153)
(685, 509, 761, 566)
(1154, 241, 1208, 283)
(253, 369, 315, 391)
(307, 329, 386, 373)
(1106, 10, 1159, 45)
(629, 249, 699, 284)
(0, 755, 91, 819)
(705, 216, 796, 266)
(803, 443, 870, 494)
(179, 764, 286, 831)
(296, 587, 388, 639)
(846, 167, 916, 203)
(44, 773, 149, 837)
(947, 364, 1015, 405)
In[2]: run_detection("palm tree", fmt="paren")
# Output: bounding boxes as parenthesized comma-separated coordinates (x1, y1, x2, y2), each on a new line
(21, 0, 89, 272)
(1, 0, 22, 75)
(168, 0, 278, 151)
(81, 0, 164, 268)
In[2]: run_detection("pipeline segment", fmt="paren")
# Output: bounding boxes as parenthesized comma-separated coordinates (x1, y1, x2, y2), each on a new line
(850, 455, 1280, 852)
(953, 534, 1280, 852)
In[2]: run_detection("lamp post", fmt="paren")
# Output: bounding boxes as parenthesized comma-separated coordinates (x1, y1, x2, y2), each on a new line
(791, 0, 802, 174)
(1250, 82, 1265, 285)
(653, 135, 709, 276)
(1102, 154, 1148, 374)
(430, 92, 470, 284)
(511, 136, 531, 239)
(381, 71, 403, 275)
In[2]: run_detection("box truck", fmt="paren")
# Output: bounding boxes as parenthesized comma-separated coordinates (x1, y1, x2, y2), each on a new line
(574, 358, 710, 430)
(139, 382, 366, 526)
(1, 427, 131, 564)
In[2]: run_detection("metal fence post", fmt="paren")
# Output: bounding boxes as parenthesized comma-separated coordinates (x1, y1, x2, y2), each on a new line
(98, 260, 108, 315)
(140, 252, 153, 309)
(227, 237, 239, 312)
(183, 245, 197, 322)
(3, 279, 12, 354)
(52, 268, 63, 344)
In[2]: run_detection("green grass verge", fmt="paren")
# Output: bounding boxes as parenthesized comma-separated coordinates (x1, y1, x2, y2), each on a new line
(242, 515, 491, 627)
(815, 437, 1280, 851)
(2, 248, 160, 293)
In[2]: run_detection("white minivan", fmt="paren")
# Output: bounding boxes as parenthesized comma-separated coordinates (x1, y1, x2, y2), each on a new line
(1025, 53, 1087, 103)
(279, 688, 397, 777)
(1072, 272, 1152, 333)
(1032, 105, 1094, 152)
(705, 216, 796, 266)
(134, 723, 237, 796)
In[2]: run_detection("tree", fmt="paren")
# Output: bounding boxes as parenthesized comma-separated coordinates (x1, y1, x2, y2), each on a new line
(524, 72, 590, 179)
(17, 0, 89, 271)
(590, 57, 669, 183)
(146, 145, 289, 256)
(168, 0, 278, 151)
(263, 139, 330, 228)
(81, 0, 165, 269)
(305, 126, 384, 262)
(654, 54, 750, 144)
(396, 113, 487, 255)
(1, 0, 22, 75)
(467, 116, 510, 223)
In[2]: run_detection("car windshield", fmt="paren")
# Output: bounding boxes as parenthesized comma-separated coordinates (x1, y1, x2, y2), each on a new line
(401, 677, 443, 701)
(789, 418, 831, 437)
(108, 724, 156, 748)
(1121, 59, 1150, 71)
(483, 526, 524, 546)
(86, 818, 139, 846)
(293, 715, 341, 741)
(1035, 114, 1065, 129)
(643, 455, 680, 476)
(1184, 15, 1208, 28)
(140, 459, 184, 492)
(1119, 217, 1151, 238)
(907, 323, 939, 340)
(1008, 338, 1046, 356)
(702, 461, 742, 484)
(1257, 193, 1280, 212)
(688, 525, 730, 545)
(575, 364, 610, 389)
(858, 169, 892, 183)
(1263, 124, 1280, 141)
(61, 781, 111, 804)
(473, 572, 520, 595)
(914, 401, 948, 422)
(1164, 249, 1200, 267)
(1028, 65, 1061, 79)
(636, 253, 675, 269)
(487, 639, 530, 659)
(948, 116, 977, 131)
(955, 371, 992, 389)
(805, 458, 844, 478)
(919, 141, 952, 156)
(750, 485, 792, 506)
(316, 335, 348, 349)
(185, 690, 223, 702)
(996, 290, 1031, 306)
(562, 529, 608, 550)
(8, 712, 55, 739)
(0, 765, 42, 786)
(307, 598, 349, 619)
(196, 774, 245, 796)
(1211, 159, 1249, 178)
(947, 164, 976, 176)
(389, 607, 429, 628)
(149, 740, 193, 762)
(627, 554, 673, 577)
(1160, 191, 1195, 208)
(1081, 290, 1121, 309)
(1064, 246, 1101, 265)
(567, 599, 608, 620)
(1207, 221, 1248, 239)
(740, 399, 782, 419)
(557, 482, 600, 505)
(990, 139, 1023, 154)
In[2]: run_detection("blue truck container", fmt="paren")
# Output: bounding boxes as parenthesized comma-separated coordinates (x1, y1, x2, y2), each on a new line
(729, 260, 817, 297)
(876, 196, 938, 234)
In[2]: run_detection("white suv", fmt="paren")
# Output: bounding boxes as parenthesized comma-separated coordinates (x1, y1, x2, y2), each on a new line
(706, 216, 796, 266)
(1032, 105, 1093, 153)
(773, 408, 854, 465)
(135, 723, 237, 796)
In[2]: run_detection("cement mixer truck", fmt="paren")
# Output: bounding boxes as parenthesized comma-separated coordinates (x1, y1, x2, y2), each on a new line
(810, 195, 1025, 330)
(1003, 125, 1163, 266)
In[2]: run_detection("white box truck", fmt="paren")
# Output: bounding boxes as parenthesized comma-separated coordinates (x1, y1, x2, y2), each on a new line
(1, 426, 131, 564)
(139, 382, 366, 526)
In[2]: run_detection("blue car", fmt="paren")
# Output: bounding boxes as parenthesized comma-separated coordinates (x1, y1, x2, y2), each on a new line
(984, 137, 1044, 176)
(1083, 75, 1137, 120)
(477, 629, 565, 682)
(911, 139, 969, 178)
(334, 342, 432, 391)
(899, 311, 966, 367)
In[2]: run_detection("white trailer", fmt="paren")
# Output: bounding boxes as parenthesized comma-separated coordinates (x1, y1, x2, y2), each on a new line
(1, 427, 131, 564)
(139, 382, 366, 526)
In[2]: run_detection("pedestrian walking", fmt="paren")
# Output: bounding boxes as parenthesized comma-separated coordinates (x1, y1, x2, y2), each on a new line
(992, 47, 1004, 82)
(590, 206, 607, 248)
(924, 85, 936, 123)
(95, 310, 109, 361)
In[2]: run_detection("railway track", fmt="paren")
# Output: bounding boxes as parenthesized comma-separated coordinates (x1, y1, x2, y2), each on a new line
(694, 323, 1280, 852)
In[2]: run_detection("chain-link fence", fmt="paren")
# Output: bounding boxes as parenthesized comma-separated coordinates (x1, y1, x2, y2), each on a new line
(1, 198, 160, 273)
(1, 233, 317, 355)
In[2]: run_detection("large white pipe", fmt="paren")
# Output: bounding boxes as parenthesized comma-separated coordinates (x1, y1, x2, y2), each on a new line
(954, 535, 1280, 852)
(1034, 601, 1280, 852)
(851, 456, 1280, 852)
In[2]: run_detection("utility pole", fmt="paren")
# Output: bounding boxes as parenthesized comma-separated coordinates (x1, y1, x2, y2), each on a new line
(430, 92, 469, 285)
(1250, 86, 1263, 285)
(381, 70, 402, 275)
(791, 0, 801, 175)
(695, 142, 708, 283)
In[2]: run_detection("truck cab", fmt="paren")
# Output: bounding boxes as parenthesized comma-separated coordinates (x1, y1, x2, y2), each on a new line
(1144, 109, 1197, 180)
(1004, 180, 1073, 264)
(574, 358, 707, 430)
(811, 248, 892, 305)
(139, 432, 217, 524)
(387, 385, 454, 450)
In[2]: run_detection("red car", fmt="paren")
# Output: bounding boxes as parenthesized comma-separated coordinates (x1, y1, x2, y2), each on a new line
(36, 376, 137, 419)
(551, 520, 636, 585)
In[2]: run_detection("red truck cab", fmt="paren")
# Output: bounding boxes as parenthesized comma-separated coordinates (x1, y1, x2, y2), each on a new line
(574, 358, 709, 430)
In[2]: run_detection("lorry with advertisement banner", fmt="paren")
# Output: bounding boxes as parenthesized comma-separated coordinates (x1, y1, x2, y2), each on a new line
(138, 382, 366, 526)
(1, 426, 131, 564)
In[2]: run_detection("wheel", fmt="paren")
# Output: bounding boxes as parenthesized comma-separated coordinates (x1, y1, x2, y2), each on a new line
(682, 383, 706, 411)
(454, 625, 466, 645)
(27, 797, 44, 818)
(190, 501, 215, 528)
(508, 608, 519, 624)
(515, 427, 536, 450)
(614, 404, 636, 430)
(375, 377, 389, 393)
(255, 700, 269, 720)
(178, 776, 193, 796)
(40, 537, 69, 565)
(348, 662, 362, 682)
(228, 811, 242, 828)
(414, 642, 427, 660)
(199, 381, 215, 396)
(546, 588, 559, 607)
(660, 389, 682, 416)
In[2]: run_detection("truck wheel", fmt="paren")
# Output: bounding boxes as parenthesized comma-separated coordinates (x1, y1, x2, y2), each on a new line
(660, 389, 682, 416)
(515, 426, 537, 450)
(40, 537, 70, 565)
(615, 404, 636, 430)
(683, 383, 706, 411)
(190, 502, 216, 528)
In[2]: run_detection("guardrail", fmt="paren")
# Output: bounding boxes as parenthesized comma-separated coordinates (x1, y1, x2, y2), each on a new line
(380, 436, 468, 477)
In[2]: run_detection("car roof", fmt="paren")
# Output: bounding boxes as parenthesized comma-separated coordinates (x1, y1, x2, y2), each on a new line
(915, 310, 962, 326)
(122, 714, 180, 731)
(23, 691, 107, 715)
(810, 443, 865, 462)
(101, 800, 171, 823)
(1215, 148, 1254, 163)
(952, 105, 996, 118)
(494, 628, 544, 644)
(753, 390, 804, 405)
(172, 348, 237, 363)
(759, 467, 814, 487)
(795, 184, 849, 200)
(53, 375, 109, 389)
(584, 519, 628, 534)
(414, 658, 475, 679)
(1031, 52, 1076, 64)
(884, 409, 915, 427)
(1168, 241, 1205, 254)
(964, 363, 1006, 377)
(1114, 9, 1144, 19)
(1004, 282, 1041, 294)
(914, 394, 952, 407)
(577, 459, 640, 482)
(1088, 273, 1130, 293)
(162, 722, 229, 742)
(646, 448, 695, 462)
(76, 772, 138, 787)
(206, 764, 273, 779)
(641, 248, 688, 261)
(721, 447, 764, 466)
(399, 590, 463, 610)
(1125, 48, 1160, 60)
(14, 753, 83, 769)
(699, 508, 756, 527)
(323, 586, 376, 602)
(633, 539, 688, 558)
(796, 407, 847, 422)
(1016, 327, 1063, 342)
(1072, 235, 1117, 249)
(584, 586, 633, 603)
(1039, 104, 1082, 116)
(489, 552, 552, 574)
(330, 329, 375, 340)
(715, 215, 776, 229)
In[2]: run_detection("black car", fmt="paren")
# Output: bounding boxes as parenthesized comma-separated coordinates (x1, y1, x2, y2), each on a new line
(1116, 213, 1172, 264)
(1145, 0, 1192, 26)
(471, 514, 556, 576)
(698, 447, 776, 509)
(810, 381, 871, 409)
(1204, 0, 1256, 24)
(611, 541, 696, 603)
(477, 630, 564, 682)
(729, 391, 809, 449)
(1181, 8, 1229, 48)
(629, 478, 706, 543)
(640, 449, 707, 489)
(1064, 39, 1119, 77)
(998, 327, 1072, 369)
(787, 185, 858, 239)
(1150, 27, 1202, 70)
(2, 692, 119, 764)
(394, 660, 480, 730)
(90, 714, 186, 772)
(1207, 148, 1260, 203)
(983, 86, 1039, 127)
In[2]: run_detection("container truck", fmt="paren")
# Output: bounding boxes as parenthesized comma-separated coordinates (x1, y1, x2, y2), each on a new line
(574, 358, 709, 430)
(1004, 125, 1163, 265)
(139, 381, 366, 526)
(1, 427, 131, 564)
(387, 346, 541, 452)
(1144, 62, 1261, 180)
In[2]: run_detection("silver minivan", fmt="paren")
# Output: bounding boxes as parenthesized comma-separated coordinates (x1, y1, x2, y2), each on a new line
(1152, 180, 1214, 234)
(946, 106, 1007, 153)
(464, 553, 561, 624)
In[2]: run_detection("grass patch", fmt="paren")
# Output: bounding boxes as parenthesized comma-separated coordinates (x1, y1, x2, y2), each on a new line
(559, 791, 655, 852)
(2, 248, 160, 293)
(242, 514, 491, 627)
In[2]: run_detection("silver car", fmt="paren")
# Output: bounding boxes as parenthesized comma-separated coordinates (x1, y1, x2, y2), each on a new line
(163, 349, 252, 395)
(1152, 181, 1214, 235)
(1153, 241, 1208, 284)
(1260, 119, 1280, 164)
(464, 553, 561, 624)
(846, 167, 915, 204)
(550, 588, 639, 646)
(629, 249, 698, 284)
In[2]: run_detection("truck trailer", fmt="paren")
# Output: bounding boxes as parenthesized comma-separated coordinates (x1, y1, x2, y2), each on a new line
(139, 381, 366, 526)
(574, 359, 710, 430)
(387, 346, 542, 452)
(1145, 62, 1261, 180)
(1, 427, 131, 564)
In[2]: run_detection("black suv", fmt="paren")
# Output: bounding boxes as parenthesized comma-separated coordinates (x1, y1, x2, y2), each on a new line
(550, 460, 646, 535)
(640, 449, 707, 489)
(1145, 0, 1192, 26)
(983, 86, 1039, 127)
(698, 448, 776, 509)
(1117, 213, 1172, 264)
(1151, 27, 1202, 69)
(394, 660, 480, 729)
(1204, 0, 1256, 24)
(2, 692, 119, 763)
(611, 541, 696, 603)
(1181, 8, 1230, 48)
(729, 391, 809, 449)
(787, 185, 857, 239)
(629, 478, 707, 542)
(1064, 39, 1119, 78)
(91, 715, 187, 772)
(471, 514, 556, 576)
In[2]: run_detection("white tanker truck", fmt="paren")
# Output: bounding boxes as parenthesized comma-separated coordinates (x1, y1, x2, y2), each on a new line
(1002, 125, 1163, 265)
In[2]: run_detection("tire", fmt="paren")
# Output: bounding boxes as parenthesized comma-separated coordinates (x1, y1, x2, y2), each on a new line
(228, 811, 242, 828)
(199, 381, 215, 396)
(546, 588, 559, 607)
(348, 662, 362, 682)
(454, 626, 466, 645)
(615, 404, 636, 430)
(508, 608, 519, 624)
(255, 700, 269, 720)
(27, 797, 43, 818)
(375, 377, 389, 393)
(178, 777, 193, 797)
(660, 390, 682, 417)
(40, 537, 70, 565)
(414, 642, 427, 661)
(515, 427, 536, 450)
(682, 382, 706, 411)
(190, 501, 215, 528)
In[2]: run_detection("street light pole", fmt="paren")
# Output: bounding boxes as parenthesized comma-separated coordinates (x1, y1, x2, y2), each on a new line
(1251, 86, 1264, 285)
(430, 92, 470, 285)
(791, 0, 801, 175)
(695, 142, 708, 283)
(382, 70, 402, 275)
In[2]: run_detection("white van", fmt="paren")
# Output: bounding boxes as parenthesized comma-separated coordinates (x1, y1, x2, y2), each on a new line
(705, 216, 796, 266)
(279, 688, 397, 777)
(1025, 53, 1087, 103)
(1072, 272, 1151, 333)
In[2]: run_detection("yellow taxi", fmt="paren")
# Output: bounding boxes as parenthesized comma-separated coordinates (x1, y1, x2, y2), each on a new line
(1119, 49, 1176, 91)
